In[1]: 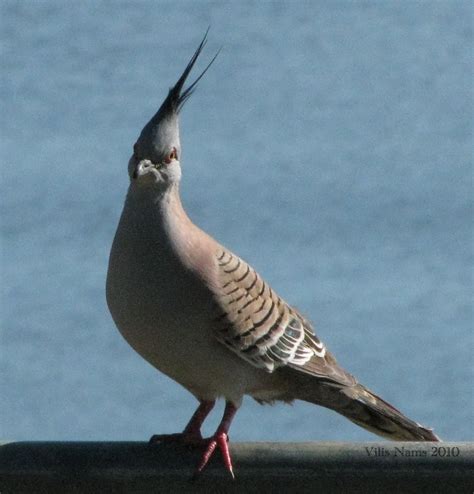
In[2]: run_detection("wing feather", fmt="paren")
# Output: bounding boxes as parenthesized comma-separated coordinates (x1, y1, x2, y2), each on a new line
(211, 248, 355, 386)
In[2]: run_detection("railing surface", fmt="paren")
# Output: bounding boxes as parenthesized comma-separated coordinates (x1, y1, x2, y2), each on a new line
(0, 441, 472, 493)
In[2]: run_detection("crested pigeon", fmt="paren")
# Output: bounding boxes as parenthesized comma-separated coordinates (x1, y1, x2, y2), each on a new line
(106, 32, 440, 478)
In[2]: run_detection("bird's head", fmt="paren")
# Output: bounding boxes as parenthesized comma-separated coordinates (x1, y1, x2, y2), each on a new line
(129, 31, 218, 190)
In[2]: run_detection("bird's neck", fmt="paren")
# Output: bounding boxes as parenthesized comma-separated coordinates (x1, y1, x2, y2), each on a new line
(121, 180, 217, 292)
(125, 182, 199, 252)
(127, 182, 187, 220)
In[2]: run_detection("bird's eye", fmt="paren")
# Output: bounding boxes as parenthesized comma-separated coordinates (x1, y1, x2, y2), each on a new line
(164, 148, 178, 164)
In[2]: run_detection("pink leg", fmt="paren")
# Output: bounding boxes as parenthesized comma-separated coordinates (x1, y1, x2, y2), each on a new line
(194, 401, 238, 479)
(149, 400, 215, 445)
(183, 400, 216, 436)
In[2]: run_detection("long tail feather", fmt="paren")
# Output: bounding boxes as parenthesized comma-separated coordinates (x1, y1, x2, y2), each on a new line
(294, 373, 440, 441)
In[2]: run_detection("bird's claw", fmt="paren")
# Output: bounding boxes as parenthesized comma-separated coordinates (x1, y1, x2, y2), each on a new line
(193, 432, 234, 480)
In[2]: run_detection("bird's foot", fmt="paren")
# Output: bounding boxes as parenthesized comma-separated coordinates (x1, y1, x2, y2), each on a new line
(149, 431, 204, 448)
(193, 432, 234, 480)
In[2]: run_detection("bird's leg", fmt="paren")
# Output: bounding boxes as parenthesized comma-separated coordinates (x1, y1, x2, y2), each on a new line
(182, 399, 216, 437)
(194, 400, 238, 479)
(149, 399, 215, 446)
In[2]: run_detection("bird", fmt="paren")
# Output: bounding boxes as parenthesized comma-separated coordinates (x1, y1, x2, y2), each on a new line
(106, 32, 440, 479)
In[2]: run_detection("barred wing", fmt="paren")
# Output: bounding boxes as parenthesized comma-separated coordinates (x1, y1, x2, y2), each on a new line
(212, 249, 355, 386)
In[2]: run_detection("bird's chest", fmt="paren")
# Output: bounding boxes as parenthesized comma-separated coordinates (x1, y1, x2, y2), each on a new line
(106, 192, 279, 402)
(106, 201, 218, 378)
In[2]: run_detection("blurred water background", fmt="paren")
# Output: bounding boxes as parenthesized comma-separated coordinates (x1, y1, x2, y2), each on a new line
(1, 1, 472, 442)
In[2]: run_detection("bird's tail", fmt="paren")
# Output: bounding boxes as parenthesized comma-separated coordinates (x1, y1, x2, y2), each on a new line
(295, 376, 440, 441)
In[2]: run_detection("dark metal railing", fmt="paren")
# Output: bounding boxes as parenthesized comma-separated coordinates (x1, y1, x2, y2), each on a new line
(0, 441, 472, 493)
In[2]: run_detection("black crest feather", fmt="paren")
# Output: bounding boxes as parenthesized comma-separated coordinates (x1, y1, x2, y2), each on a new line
(165, 28, 220, 113)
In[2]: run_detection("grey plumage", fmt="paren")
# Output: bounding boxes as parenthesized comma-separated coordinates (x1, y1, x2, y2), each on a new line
(133, 30, 218, 168)
(106, 32, 439, 477)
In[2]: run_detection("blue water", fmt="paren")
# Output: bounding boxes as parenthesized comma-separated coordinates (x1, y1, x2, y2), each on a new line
(1, 2, 472, 443)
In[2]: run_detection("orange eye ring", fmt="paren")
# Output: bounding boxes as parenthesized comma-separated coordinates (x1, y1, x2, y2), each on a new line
(164, 147, 178, 164)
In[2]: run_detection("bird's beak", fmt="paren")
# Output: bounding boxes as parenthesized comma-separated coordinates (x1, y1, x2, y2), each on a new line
(132, 159, 160, 180)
